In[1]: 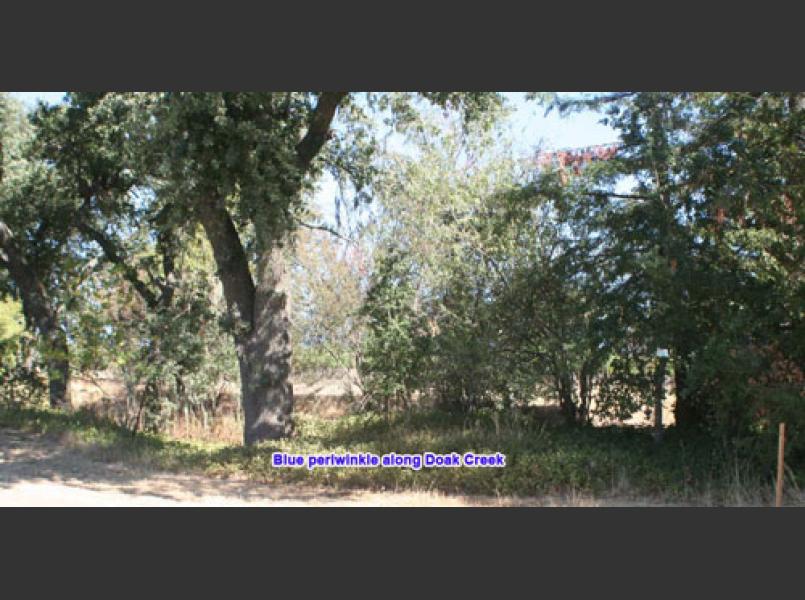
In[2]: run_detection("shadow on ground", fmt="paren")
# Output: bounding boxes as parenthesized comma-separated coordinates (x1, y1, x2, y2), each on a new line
(0, 427, 689, 506)
(0, 428, 383, 506)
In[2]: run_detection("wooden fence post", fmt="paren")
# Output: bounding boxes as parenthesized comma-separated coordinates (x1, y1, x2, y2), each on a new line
(654, 349, 669, 443)
(775, 422, 786, 508)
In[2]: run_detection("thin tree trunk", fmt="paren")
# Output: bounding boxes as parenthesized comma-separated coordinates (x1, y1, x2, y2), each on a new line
(45, 325, 71, 409)
(672, 354, 705, 430)
(578, 364, 591, 423)
(556, 371, 576, 423)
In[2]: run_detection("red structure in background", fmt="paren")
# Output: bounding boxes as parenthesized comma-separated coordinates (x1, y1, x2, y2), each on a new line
(536, 143, 620, 177)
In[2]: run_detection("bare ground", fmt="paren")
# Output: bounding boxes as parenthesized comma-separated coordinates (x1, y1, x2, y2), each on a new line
(0, 427, 701, 507)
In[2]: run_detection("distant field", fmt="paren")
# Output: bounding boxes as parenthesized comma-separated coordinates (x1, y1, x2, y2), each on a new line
(68, 368, 676, 442)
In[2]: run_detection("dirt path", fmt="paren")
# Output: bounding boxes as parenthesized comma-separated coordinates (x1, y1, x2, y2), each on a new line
(0, 427, 687, 507)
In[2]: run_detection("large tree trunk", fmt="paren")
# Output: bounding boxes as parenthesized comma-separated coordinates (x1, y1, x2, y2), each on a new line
(0, 220, 70, 408)
(240, 241, 294, 445)
(197, 197, 295, 445)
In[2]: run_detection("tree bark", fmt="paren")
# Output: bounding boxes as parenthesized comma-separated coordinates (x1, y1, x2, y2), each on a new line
(0, 220, 70, 408)
(196, 198, 294, 445)
(240, 241, 294, 444)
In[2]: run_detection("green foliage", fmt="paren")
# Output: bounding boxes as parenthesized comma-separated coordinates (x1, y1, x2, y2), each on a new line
(290, 226, 365, 375)
(0, 297, 24, 346)
(0, 298, 31, 398)
(67, 228, 239, 432)
(546, 92, 804, 441)
(2, 90, 802, 468)
(358, 115, 613, 418)
(358, 117, 521, 410)
(359, 91, 804, 455)
(360, 248, 430, 406)
(2, 91, 505, 435)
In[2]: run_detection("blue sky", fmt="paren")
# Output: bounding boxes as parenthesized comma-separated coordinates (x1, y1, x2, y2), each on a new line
(9, 91, 65, 108)
(503, 92, 617, 153)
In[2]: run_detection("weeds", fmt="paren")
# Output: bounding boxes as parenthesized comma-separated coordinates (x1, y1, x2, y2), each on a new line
(0, 403, 800, 505)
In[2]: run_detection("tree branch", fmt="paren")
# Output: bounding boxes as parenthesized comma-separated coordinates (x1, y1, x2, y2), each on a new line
(296, 92, 348, 170)
(585, 191, 655, 201)
(77, 221, 161, 309)
(294, 218, 355, 244)
(195, 196, 256, 329)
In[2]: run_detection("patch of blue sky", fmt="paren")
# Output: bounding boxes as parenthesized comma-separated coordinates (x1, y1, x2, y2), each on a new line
(8, 91, 66, 109)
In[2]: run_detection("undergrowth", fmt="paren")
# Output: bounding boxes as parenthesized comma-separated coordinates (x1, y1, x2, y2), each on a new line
(0, 403, 800, 505)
